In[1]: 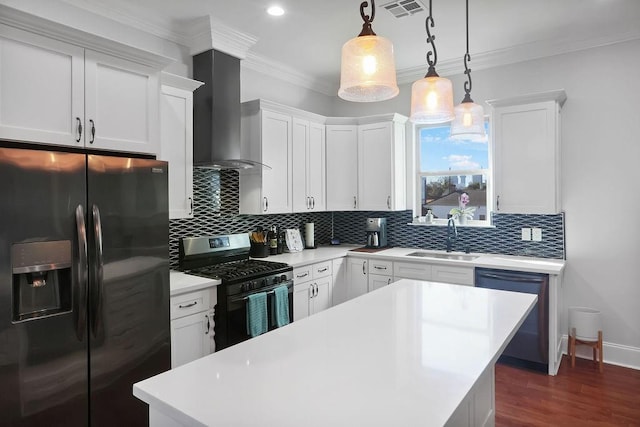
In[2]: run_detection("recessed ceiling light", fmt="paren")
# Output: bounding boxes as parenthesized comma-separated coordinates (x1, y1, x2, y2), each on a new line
(267, 5, 285, 16)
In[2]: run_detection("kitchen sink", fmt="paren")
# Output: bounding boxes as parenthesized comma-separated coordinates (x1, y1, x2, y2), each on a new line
(406, 252, 479, 261)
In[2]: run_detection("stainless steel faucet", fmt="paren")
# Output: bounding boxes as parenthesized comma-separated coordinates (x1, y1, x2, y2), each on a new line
(446, 218, 458, 252)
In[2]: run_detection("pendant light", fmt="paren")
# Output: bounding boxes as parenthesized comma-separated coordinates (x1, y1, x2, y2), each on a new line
(338, 0, 399, 102)
(410, 0, 454, 124)
(450, 0, 486, 140)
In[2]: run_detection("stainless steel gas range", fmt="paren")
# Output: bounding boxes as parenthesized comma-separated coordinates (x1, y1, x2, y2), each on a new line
(178, 234, 293, 350)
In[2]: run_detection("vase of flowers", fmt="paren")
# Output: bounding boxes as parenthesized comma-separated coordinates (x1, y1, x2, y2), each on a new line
(449, 192, 475, 225)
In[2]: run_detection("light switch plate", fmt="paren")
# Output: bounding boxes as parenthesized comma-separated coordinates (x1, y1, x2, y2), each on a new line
(521, 228, 531, 241)
(532, 228, 543, 241)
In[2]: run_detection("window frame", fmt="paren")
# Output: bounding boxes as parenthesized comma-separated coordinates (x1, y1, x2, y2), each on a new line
(413, 119, 493, 227)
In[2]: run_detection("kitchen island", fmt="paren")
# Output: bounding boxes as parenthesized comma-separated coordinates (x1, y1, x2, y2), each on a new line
(134, 279, 536, 427)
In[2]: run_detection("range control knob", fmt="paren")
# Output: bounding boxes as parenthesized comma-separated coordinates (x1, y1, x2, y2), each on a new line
(280, 274, 288, 283)
(273, 275, 281, 285)
(260, 278, 268, 288)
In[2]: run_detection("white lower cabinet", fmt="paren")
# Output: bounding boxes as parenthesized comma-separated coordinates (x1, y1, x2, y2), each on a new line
(293, 261, 333, 321)
(346, 257, 369, 301)
(331, 258, 347, 306)
(368, 259, 393, 291)
(170, 288, 216, 369)
(394, 260, 474, 286)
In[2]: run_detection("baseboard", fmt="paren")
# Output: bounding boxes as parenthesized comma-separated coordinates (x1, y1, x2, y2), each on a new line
(561, 335, 640, 370)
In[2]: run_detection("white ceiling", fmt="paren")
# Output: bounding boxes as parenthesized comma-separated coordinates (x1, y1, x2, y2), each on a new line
(61, 0, 640, 95)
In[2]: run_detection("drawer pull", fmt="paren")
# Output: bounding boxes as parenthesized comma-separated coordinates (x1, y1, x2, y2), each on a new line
(178, 301, 198, 309)
(317, 267, 328, 273)
(374, 265, 387, 270)
(296, 272, 309, 278)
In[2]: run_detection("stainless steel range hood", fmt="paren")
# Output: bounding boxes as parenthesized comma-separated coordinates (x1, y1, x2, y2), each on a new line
(193, 49, 260, 169)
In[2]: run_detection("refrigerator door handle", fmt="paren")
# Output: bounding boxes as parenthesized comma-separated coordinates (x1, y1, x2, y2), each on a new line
(75, 205, 88, 341)
(90, 204, 105, 338)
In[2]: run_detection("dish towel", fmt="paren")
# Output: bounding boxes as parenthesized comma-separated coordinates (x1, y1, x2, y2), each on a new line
(246, 292, 268, 337)
(271, 285, 290, 328)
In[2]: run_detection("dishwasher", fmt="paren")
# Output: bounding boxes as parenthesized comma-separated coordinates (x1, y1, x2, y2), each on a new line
(475, 268, 549, 371)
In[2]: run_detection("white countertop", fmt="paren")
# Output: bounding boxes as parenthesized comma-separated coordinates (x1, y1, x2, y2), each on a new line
(256, 245, 359, 267)
(134, 279, 536, 427)
(169, 271, 220, 297)
(261, 245, 565, 275)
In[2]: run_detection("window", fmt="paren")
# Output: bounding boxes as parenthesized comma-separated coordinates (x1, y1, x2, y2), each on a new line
(416, 121, 490, 224)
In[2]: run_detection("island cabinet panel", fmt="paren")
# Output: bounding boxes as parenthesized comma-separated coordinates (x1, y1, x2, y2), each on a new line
(488, 90, 566, 214)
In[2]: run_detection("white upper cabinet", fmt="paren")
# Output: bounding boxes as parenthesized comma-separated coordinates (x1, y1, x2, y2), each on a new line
(0, 16, 171, 156)
(0, 25, 84, 147)
(159, 73, 204, 219)
(292, 118, 326, 212)
(358, 115, 407, 211)
(84, 50, 160, 154)
(326, 125, 359, 211)
(326, 114, 407, 212)
(240, 100, 327, 215)
(240, 101, 293, 214)
(488, 90, 566, 214)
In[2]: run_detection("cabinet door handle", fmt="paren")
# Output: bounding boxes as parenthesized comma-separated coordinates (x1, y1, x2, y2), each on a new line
(362, 261, 366, 275)
(76, 117, 83, 143)
(263, 197, 268, 212)
(188, 196, 193, 215)
(496, 195, 500, 211)
(89, 119, 95, 144)
(178, 301, 197, 309)
(387, 278, 392, 285)
(205, 314, 210, 335)
(314, 283, 318, 297)
(309, 284, 314, 299)
(374, 265, 387, 270)
(311, 196, 315, 209)
(353, 196, 357, 209)
(387, 196, 391, 209)
(306, 196, 310, 209)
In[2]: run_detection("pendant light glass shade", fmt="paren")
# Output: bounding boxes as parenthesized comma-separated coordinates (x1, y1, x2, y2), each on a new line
(410, 75, 454, 124)
(339, 34, 399, 102)
(450, 99, 486, 139)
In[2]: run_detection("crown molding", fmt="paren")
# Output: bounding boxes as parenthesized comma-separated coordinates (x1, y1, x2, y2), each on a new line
(186, 15, 257, 59)
(242, 51, 336, 96)
(397, 29, 640, 85)
(0, 4, 173, 68)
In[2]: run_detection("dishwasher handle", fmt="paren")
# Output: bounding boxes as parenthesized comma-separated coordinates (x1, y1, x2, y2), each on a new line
(476, 270, 547, 284)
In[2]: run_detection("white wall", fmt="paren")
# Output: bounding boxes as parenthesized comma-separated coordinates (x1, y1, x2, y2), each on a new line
(334, 40, 640, 367)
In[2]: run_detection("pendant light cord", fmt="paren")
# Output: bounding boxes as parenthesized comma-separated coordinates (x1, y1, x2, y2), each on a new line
(425, 0, 439, 74)
(463, 0, 473, 100)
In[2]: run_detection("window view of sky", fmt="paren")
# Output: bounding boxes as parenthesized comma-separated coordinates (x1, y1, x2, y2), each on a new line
(419, 124, 489, 172)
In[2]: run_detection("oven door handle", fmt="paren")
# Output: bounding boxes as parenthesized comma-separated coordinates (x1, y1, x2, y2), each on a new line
(228, 282, 293, 303)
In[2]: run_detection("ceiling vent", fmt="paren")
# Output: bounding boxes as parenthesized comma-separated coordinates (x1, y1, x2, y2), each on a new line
(381, 0, 426, 18)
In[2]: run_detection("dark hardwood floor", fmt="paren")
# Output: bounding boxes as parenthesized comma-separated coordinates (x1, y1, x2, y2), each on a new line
(495, 355, 640, 426)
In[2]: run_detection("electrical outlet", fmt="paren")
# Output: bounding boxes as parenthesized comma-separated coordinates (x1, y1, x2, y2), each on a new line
(532, 228, 543, 242)
(521, 228, 531, 241)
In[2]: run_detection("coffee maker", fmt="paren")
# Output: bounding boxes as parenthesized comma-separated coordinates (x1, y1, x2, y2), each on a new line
(365, 218, 387, 248)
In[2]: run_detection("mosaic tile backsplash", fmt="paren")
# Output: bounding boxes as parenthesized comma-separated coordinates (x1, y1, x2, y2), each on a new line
(169, 169, 565, 268)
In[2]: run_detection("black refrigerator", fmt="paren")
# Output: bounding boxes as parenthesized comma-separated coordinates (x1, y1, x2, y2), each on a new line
(0, 145, 170, 426)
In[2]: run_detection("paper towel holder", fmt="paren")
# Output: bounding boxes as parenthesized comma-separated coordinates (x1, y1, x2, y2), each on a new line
(305, 222, 317, 249)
